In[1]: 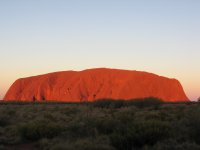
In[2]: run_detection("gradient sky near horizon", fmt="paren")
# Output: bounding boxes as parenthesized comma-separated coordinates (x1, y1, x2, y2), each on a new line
(0, 0, 200, 100)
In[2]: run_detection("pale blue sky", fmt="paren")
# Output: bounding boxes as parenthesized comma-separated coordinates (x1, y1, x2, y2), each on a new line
(0, 0, 200, 100)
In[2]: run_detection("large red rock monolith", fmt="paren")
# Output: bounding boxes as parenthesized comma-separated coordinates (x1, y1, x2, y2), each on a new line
(4, 68, 189, 102)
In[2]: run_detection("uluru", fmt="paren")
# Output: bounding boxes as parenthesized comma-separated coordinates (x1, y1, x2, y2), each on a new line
(3, 68, 189, 102)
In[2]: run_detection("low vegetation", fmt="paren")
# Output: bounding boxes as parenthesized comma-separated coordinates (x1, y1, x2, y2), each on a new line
(0, 98, 199, 150)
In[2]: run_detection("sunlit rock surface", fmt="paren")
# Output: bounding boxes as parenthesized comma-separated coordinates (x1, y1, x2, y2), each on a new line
(4, 68, 189, 102)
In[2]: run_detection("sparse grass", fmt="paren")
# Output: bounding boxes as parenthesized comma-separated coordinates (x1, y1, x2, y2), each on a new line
(0, 98, 199, 150)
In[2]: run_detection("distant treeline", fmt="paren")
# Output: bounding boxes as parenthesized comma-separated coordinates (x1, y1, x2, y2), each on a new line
(0, 97, 193, 106)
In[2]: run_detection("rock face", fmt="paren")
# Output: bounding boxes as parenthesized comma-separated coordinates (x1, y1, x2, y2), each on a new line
(4, 68, 189, 102)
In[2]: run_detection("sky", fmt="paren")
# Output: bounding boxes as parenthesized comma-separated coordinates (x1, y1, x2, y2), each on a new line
(0, 0, 200, 100)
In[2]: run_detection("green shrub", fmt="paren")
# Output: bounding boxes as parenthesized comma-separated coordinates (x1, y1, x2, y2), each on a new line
(0, 115, 10, 127)
(94, 117, 119, 134)
(110, 120, 170, 150)
(0, 145, 5, 150)
(0, 126, 21, 145)
(92, 99, 125, 109)
(19, 120, 63, 141)
(126, 97, 163, 108)
(38, 138, 52, 150)
(51, 137, 115, 150)
(92, 99, 116, 108)
(151, 140, 200, 150)
(185, 108, 200, 144)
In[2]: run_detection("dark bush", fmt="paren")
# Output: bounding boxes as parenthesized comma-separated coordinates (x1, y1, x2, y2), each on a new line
(94, 117, 119, 134)
(0, 115, 10, 127)
(51, 137, 115, 150)
(185, 108, 200, 144)
(0, 126, 21, 145)
(110, 120, 170, 150)
(126, 97, 163, 108)
(151, 140, 200, 150)
(19, 120, 63, 141)
(93, 99, 125, 109)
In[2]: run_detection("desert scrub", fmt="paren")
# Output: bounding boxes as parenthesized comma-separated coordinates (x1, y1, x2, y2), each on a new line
(0, 99, 200, 150)
(19, 120, 64, 141)
(110, 120, 170, 150)
(0, 126, 21, 145)
(51, 136, 115, 150)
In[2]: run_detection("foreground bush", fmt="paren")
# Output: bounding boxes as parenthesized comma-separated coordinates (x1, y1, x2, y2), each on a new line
(19, 120, 63, 141)
(51, 136, 115, 150)
(110, 120, 170, 150)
